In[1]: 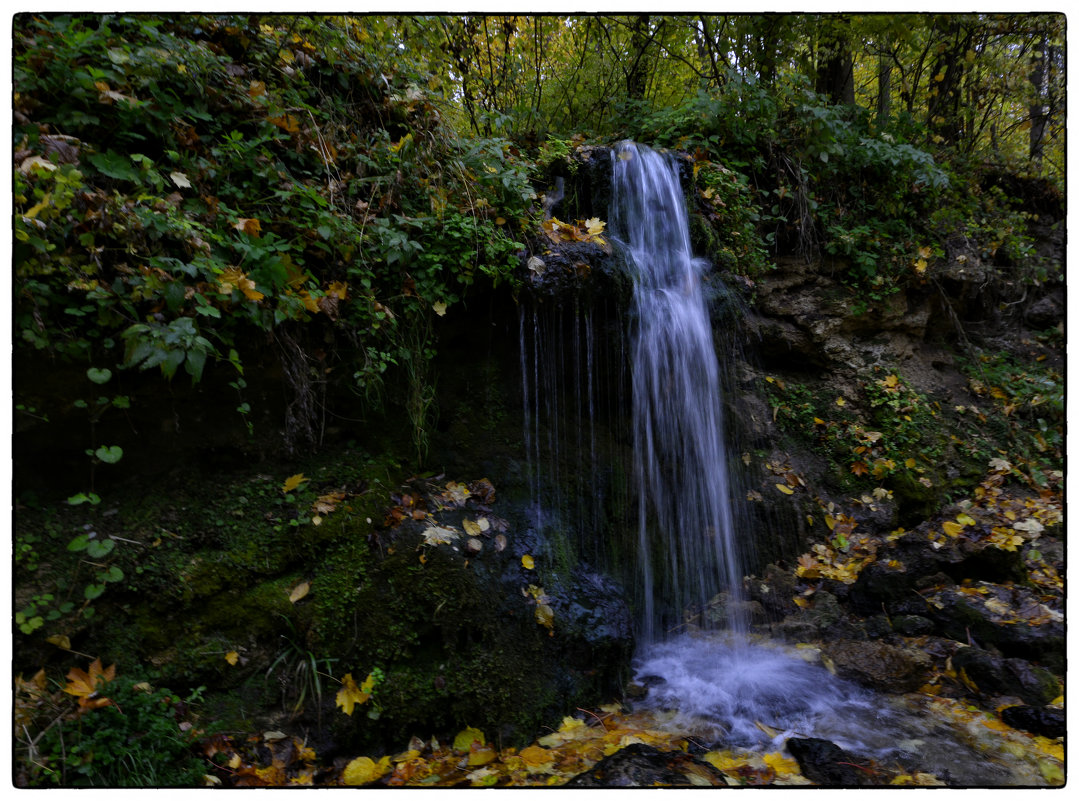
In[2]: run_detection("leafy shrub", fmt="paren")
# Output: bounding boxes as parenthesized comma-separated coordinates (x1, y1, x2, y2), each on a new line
(13, 14, 532, 461)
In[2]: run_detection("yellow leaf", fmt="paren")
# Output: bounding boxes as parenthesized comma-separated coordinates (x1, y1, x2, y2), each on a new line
(453, 726, 486, 752)
(335, 673, 370, 716)
(238, 275, 264, 301)
(289, 581, 310, 603)
(468, 744, 498, 766)
(281, 473, 308, 493)
(519, 745, 554, 766)
(776, 484, 794, 495)
(905, 458, 917, 469)
(584, 217, 606, 237)
(342, 756, 391, 786)
(225, 651, 239, 666)
(494, 217, 506, 226)
(325, 280, 348, 300)
(763, 752, 801, 775)
(535, 601, 555, 631)
(701, 750, 745, 773)
(942, 521, 964, 537)
(824, 514, 836, 531)
(521, 554, 535, 569)
(432, 301, 447, 317)
(835, 396, 846, 407)
(46, 634, 71, 650)
(956, 512, 976, 526)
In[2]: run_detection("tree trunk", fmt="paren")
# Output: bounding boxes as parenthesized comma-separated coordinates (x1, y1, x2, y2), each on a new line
(1029, 32, 1049, 164)
(876, 52, 892, 122)
(815, 16, 855, 105)
(626, 14, 651, 101)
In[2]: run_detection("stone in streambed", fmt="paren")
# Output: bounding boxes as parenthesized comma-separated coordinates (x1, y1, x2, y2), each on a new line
(785, 737, 876, 786)
(821, 639, 932, 693)
(565, 743, 726, 787)
(999, 704, 1065, 739)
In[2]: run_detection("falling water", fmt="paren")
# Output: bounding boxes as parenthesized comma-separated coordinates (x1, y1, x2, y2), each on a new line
(609, 141, 745, 643)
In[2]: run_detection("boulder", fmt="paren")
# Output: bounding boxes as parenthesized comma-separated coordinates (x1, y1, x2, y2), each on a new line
(821, 640, 932, 693)
(922, 585, 1063, 672)
(785, 737, 876, 786)
(999, 705, 1065, 739)
(950, 647, 1060, 706)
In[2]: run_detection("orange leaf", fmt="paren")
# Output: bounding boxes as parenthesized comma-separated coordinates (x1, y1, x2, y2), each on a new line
(850, 461, 870, 476)
(269, 114, 301, 134)
(234, 217, 262, 237)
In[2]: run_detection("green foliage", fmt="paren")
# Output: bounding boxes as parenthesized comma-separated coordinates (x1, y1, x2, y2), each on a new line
(19, 671, 207, 787)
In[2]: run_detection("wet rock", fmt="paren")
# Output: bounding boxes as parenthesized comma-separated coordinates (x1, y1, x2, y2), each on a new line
(565, 743, 726, 787)
(999, 705, 1065, 739)
(785, 737, 875, 786)
(821, 640, 931, 693)
(891, 614, 936, 636)
(950, 647, 1060, 705)
(863, 614, 893, 639)
(922, 584, 1063, 672)
(746, 564, 799, 619)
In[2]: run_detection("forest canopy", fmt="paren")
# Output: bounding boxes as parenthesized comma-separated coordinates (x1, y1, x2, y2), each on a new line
(12, 12, 1064, 463)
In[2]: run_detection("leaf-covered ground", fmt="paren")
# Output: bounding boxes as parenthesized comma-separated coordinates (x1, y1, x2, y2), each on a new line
(189, 690, 1063, 787)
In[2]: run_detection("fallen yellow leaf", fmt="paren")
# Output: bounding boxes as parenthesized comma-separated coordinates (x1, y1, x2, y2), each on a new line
(763, 751, 801, 775)
(225, 651, 239, 666)
(281, 473, 307, 493)
(342, 755, 391, 786)
(776, 484, 795, 495)
(454, 726, 486, 752)
(335, 673, 370, 716)
(289, 581, 310, 603)
(942, 521, 964, 537)
(521, 554, 535, 569)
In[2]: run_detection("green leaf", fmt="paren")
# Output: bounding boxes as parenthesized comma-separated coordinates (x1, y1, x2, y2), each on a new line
(87, 367, 112, 384)
(84, 583, 106, 601)
(68, 534, 91, 551)
(102, 565, 124, 583)
(95, 445, 124, 464)
(67, 492, 102, 506)
(88, 150, 141, 182)
(86, 539, 116, 559)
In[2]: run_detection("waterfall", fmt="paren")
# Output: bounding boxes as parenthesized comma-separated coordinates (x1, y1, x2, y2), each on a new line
(609, 141, 744, 643)
(517, 143, 1042, 783)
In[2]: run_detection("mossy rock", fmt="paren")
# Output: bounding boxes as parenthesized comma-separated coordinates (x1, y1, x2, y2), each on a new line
(311, 521, 633, 752)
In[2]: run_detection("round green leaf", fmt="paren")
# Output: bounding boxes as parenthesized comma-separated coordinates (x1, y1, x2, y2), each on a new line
(95, 445, 124, 464)
(86, 539, 116, 559)
(67, 533, 91, 551)
(84, 583, 106, 601)
(102, 565, 124, 583)
(87, 367, 113, 384)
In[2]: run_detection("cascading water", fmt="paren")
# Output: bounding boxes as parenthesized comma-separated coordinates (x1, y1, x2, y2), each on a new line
(608, 142, 746, 642)
(603, 143, 1030, 785)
